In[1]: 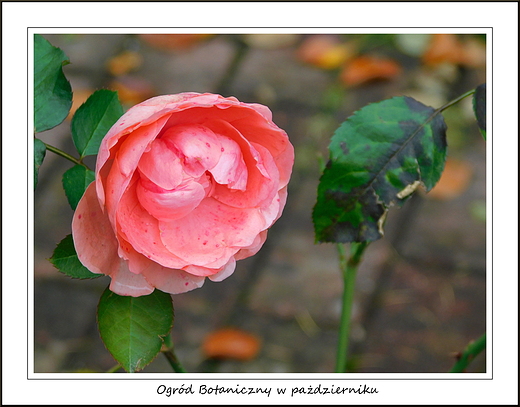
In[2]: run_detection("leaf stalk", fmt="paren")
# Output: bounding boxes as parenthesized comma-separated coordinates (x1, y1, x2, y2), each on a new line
(162, 333, 187, 373)
(43, 142, 89, 169)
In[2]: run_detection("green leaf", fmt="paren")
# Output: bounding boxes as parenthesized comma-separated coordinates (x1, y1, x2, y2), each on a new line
(313, 96, 447, 243)
(97, 287, 174, 373)
(34, 138, 47, 189)
(473, 83, 486, 140)
(62, 165, 95, 210)
(34, 34, 73, 132)
(71, 89, 123, 158)
(50, 234, 102, 279)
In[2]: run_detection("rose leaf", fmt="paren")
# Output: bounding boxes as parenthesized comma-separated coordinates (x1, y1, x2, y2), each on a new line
(34, 138, 47, 190)
(50, 234, 102, 279)
(473, 83, 486, 140)
(313, 96, 447, 243)
(97, 287, 174, 373)
(71, 89, 123, 158)
(62, 164, 95, 210)
(34, 34, 72, 133)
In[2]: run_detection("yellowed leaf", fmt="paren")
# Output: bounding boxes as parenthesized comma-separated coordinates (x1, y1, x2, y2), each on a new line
(340, 55, 402, 86)
(107, 51, 143, 76)
(202, 328, 261, 361)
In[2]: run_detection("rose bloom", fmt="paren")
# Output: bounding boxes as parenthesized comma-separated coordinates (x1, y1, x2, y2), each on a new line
(72, 93, 294, 296)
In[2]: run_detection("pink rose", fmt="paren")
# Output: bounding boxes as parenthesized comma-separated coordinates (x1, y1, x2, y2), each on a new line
(72, 93, 294, 297)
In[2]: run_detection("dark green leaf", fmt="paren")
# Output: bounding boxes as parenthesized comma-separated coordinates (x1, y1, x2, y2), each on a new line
(313, 96, 447, 243)
(473, 83, 486, 140)
(97, 287, 174, 372)
(62, 165, 95, 210)
(71, 89, 123, 158)
(34, 34, 73, 132)
(34, 138, 47, 189)
(50, 234, 102, 279)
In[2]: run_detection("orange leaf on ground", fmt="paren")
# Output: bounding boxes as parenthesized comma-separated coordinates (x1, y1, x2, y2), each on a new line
(422, 34, 465, 66)
(109, 76, 155, 106)
(202, 328, 261, 361)
(427, 158, 474, 200)
(297, 35, 356, 70)
(340, 55, 402, 86)
(106, 50, 143, 76)
(139, 34, 213, 51)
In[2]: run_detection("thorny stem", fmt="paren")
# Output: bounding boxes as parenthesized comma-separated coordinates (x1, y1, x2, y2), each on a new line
(335, 242, 369, 373)
(43, 142, 90, 169)
(449, 333, 486, 373)
(162, 333, 187, 373)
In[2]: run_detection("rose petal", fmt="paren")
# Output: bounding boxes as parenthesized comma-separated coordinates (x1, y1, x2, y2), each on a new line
(136, 176, 206, 222)
(116, 178, 189, 269)
(182, 257, 236, 278)
(96, 93, 206, 175)
(234, 230, 268, 260)
(141, 265, 205, 294)
(206, 120, 279, 208)
(231, 114, 294, 188)
(208, 135, 248, 191)
(161, 124, 222, 177)
(99, 116, 169, 218)
(72, 182, 120, 276)
(109, 260, 155, 297)
(207, 257, 237, 282)
(158, 197, 265, 267)
(137, 138, 183, 190)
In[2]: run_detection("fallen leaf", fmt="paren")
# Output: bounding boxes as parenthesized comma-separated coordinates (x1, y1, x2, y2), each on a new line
(460, 38, 486, 68)
(297, 35, 356, 70)
(139, 34, 213, 51)
(422, 34, 486, 68)
(427, 158, 474, 200)
(106, 50, 143, 76)
(109, 76, 155, 106)
(202, 327, 261, 361)
(340, 55, 402, 86)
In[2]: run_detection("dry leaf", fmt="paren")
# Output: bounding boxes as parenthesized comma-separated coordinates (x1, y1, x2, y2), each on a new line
(460, 38, 486, 68)
(202, 328, 261, 361)
(422, 34, 465, 66)
(109, 76, 155, 106)
(297, 35, 356, 70)
(106, 50, 143, 76)
(340, 55, 402, 86)
(139, 34, 213, 51)
(427, 158, 474, 200)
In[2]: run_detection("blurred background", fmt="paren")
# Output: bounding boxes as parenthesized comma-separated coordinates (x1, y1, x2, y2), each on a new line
(34, 33, 487, 373)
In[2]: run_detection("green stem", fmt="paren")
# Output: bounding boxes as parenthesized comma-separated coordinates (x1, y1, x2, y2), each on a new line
(437, 88, 476, 113)
(335, 242, 369, 373)
(449, 333, 486, 373)
(106, 363, 122, 373)
(43, 142, 88, 169)
(162, 333, 187, 373)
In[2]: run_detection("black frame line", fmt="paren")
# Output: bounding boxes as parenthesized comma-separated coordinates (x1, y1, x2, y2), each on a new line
(28, 26, 492, 381)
